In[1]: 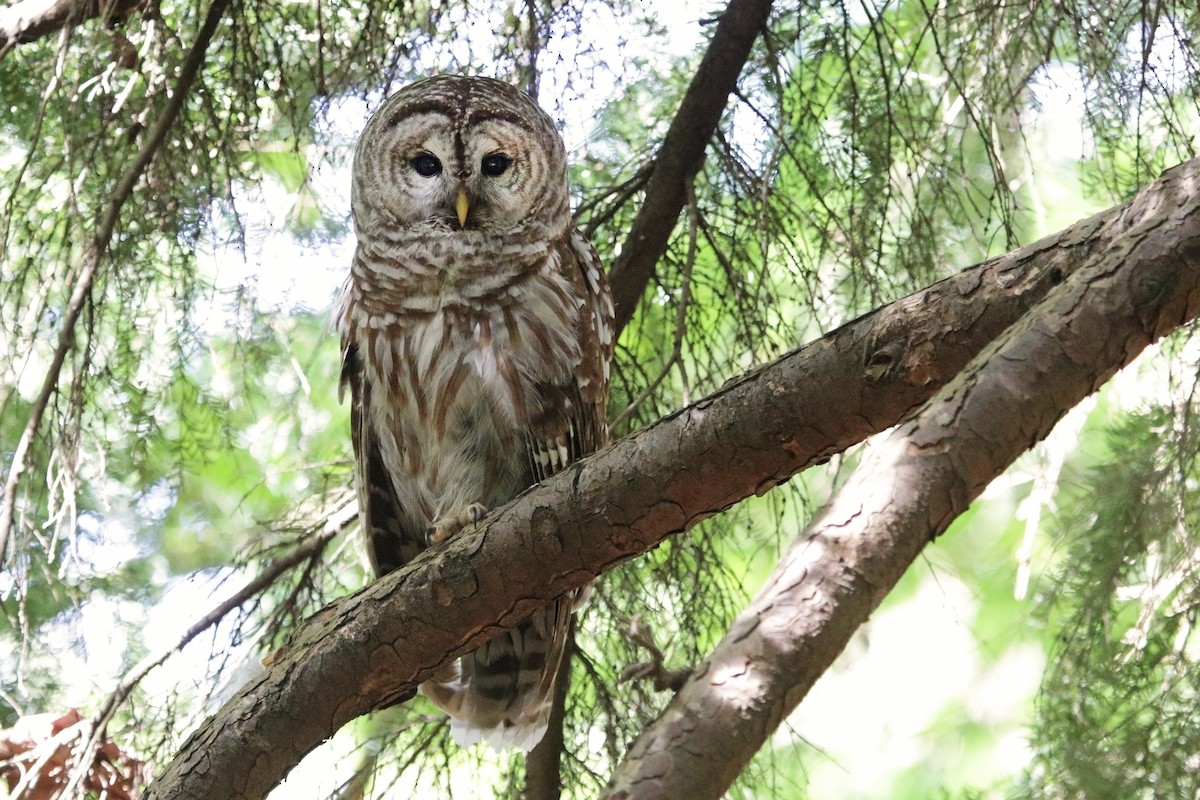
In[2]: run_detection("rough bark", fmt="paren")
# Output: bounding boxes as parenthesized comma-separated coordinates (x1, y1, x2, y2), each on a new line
(608, 0, 775, 334)
(143, 155, 1200, 800)
(0, 0, 141, 52)
(603, 158, 1200, 799)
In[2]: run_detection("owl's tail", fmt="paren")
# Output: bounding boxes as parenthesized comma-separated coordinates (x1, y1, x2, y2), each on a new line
(421, 598, 572, 752)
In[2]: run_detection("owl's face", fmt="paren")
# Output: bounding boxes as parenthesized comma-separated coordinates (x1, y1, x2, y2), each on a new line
(352, 76, 570, 240)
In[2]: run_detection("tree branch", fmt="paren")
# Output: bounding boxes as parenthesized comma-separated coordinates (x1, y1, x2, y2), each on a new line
(608, 0, 774, 336)
(0, 0, 142, 54)
(603, 158, 1200, 799)
(142, 153, 1200, 800)
(524, 625, 575, 800)
(99, 503, 351, 724)
(0, 0, 231, 567)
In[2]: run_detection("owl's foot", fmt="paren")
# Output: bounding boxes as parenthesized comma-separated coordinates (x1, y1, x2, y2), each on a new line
(427, 503, 489, 545)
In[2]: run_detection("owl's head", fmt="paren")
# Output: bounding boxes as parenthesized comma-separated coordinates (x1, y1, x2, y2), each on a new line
(352, 75, 570, 241)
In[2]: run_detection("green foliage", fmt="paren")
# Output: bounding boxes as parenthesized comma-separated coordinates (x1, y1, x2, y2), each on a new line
(1023, 373, 1200, 800)
(1, 0, 1199, 797)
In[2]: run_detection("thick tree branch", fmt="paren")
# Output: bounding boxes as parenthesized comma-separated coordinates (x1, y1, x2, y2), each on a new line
(143, 153, 1199, 800)
(0, 0, 141, 54)
(603, 158, 1200, 799)
(0, 0, 230, 567)
(608, 0, 774, 335)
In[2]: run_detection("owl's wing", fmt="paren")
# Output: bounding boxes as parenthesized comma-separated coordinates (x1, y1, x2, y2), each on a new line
(341, 341, 424, 577)
(526, 228, 614, 481)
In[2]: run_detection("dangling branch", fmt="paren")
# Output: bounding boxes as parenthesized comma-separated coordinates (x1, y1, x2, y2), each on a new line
(617, 615, 691, 693)
(0, 0, 234, 568)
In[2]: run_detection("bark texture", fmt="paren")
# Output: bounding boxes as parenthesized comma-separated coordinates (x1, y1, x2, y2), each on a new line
(143, 155, 1200, 800)
(603, 159, 1200, 799)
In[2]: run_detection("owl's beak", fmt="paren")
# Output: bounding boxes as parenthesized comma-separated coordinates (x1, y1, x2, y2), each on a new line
(455, 189, 470, 228)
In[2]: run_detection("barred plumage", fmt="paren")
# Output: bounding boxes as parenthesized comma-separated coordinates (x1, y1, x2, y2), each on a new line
(335, 75, 613, 751)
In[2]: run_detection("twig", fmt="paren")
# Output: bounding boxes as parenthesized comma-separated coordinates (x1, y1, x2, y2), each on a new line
(63, 499, 355, 797)
(617, 614, 692, 693)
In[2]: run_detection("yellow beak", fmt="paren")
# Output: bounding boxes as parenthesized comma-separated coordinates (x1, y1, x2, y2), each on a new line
(455, 189, 470, 228)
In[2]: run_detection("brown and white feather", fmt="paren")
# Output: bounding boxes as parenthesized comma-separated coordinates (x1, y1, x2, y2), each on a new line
(335, 75, 612, 751)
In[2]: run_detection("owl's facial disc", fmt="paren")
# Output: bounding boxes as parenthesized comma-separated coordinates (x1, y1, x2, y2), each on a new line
(397, 141, 511, 231)
(355, 92, 564, 236)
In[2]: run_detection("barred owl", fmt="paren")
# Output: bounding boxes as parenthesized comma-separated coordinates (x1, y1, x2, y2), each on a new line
(335, 75, 613, 752)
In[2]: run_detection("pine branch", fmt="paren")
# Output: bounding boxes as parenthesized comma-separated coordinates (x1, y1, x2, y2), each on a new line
(29, 500, 351, 799)
(140, 152, 1200, 800)
(0, 0, 231, 567)
(602, 158, 1200, 799)
(0, 0, 143, 55)
(98, 504, 351, 724)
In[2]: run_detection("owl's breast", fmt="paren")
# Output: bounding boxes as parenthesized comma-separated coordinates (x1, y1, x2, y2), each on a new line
(405, 261, 584, 429)
(348, 254, 584, 515)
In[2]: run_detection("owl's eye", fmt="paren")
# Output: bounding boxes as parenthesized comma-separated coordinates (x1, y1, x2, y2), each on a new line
(481, 154, 512, 177)
(411, 153, 442, 177)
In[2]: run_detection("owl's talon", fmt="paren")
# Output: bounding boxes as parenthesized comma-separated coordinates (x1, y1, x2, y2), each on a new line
(426, 503, 489, 545)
